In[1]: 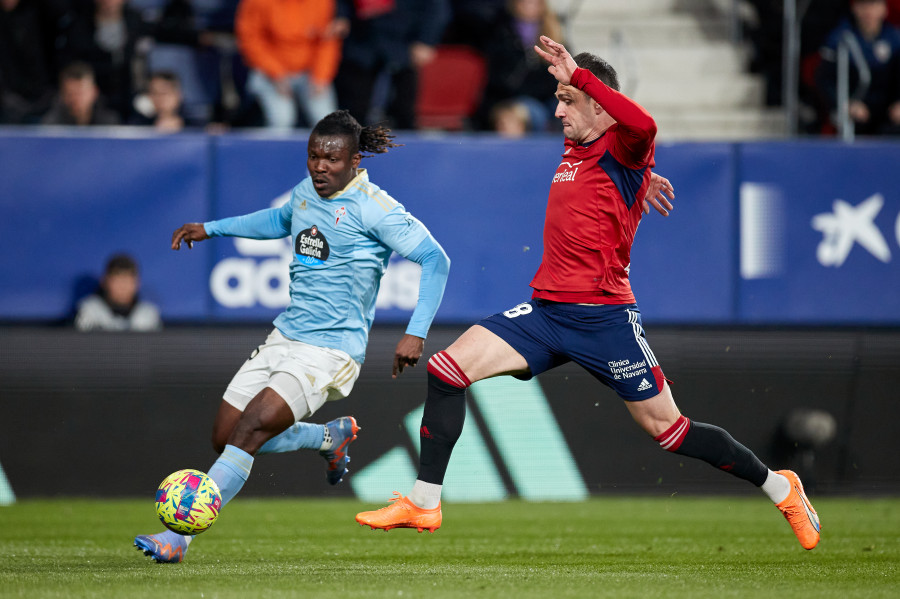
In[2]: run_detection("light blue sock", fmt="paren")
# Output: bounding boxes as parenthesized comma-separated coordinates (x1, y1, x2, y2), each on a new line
(257, 422, 325, 455)
(154, 528, 193, 545)
(208, 444, 254, 506)
(147, 446, 253, 544)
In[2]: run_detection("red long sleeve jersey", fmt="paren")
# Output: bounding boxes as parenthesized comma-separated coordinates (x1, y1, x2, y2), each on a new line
(530, 68, 657, 304)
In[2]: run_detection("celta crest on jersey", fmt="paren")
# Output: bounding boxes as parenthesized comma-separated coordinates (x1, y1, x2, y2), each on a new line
(334, 206, 346, 226)
(296, 225, 330, 265)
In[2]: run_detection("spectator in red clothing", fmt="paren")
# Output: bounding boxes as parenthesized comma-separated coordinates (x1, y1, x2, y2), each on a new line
(887, 0, 900, 26)
(236, 0, 342, 130)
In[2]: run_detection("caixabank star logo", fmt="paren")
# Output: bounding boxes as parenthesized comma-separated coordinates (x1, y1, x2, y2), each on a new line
(741, 184, 899, 280)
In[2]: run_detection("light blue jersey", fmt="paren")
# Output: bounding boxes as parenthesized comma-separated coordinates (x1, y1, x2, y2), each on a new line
(204, 169, 449, 363)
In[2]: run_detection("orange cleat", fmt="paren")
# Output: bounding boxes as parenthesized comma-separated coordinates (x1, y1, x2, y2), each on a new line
(775, 470, 820, 550)
(355, 492, 442, 533)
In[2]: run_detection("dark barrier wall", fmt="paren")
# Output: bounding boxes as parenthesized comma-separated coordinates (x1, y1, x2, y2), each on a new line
(1, 326, 898, 499)
(1, 131, 899, 325)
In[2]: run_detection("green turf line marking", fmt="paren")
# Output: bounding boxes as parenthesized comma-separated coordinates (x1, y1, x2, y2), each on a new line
(0, 462, 15, 505)
(470, 377, 588, 501)
(405, 404, 508, 502)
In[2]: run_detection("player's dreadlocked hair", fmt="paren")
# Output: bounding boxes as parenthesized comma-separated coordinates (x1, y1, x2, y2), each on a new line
(312, 110, 401, 157)
(573, 52, 620, 91)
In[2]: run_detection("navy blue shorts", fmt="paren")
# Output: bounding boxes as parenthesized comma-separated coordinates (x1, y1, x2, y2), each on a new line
(478, 299, 666, 401)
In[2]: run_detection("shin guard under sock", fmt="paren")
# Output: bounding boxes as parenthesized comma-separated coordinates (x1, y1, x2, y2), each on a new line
(208, 444, 254, 506)
(417, 352, 470, 485)
(656, 415, 768, 487)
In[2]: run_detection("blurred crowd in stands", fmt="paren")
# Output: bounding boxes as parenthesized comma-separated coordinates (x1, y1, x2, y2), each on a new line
(0, 0, 566, 135)
(1, 0, 899, 136)
(746, 0, 900, 136)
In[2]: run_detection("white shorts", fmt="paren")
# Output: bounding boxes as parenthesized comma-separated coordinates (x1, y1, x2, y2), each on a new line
(223, 329, 361, 421)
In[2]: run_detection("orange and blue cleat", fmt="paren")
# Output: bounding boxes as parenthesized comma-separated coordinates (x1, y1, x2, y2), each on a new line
(775, 469, 820, 550)
(320, 416, 360, 485)
(134, 530, 190, 563)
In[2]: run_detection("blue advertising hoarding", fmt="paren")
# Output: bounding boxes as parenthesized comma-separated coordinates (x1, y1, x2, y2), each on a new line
(0, 130, 897, 325)
(207, 136, 738, 325)
(0, 131, 210, 320)
(738, 141, 900, 323)
(631, 143, 736, 323)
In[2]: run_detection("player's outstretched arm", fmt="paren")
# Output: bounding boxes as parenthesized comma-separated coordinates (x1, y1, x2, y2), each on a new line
(643, 173, 675, 217)
(171, 223, 210, 250)
(393, 334, 425, 378)
(390, 234, 450, 378)
(534, 35, 577, 86)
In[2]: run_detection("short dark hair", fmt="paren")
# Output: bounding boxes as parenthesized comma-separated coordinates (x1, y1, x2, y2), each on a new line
(149, 70, 181, 88)
(311, 110, 401, 157)
(105, 254, 138, 276)
(60, 61, 95, 83)
(573, 52, 620, 91)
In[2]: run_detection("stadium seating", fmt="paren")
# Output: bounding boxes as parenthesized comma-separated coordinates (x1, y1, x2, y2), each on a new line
(415, 45, 487, 131)
(566, 0, 785, 140)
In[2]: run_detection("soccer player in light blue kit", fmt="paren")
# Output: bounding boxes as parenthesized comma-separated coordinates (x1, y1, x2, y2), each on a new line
(135, 110, 451, 563)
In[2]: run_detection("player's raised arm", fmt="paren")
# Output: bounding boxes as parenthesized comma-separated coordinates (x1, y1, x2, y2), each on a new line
(171, 223, 210, 250)
(535, 34, 655, 164)
(534, 35, 577, 86)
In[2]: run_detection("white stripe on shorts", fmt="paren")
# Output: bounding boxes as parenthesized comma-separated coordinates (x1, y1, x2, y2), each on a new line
(628, 309, 658, 368)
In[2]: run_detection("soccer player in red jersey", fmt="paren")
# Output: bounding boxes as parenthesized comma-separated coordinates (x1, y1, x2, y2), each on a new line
(356, 36, 820, 549)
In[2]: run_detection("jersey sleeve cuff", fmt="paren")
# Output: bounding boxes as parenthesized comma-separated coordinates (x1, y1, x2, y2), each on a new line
(570, 68, 594, 90)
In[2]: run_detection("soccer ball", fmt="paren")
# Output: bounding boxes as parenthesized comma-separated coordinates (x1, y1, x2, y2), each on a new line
(155, 469, 222, 535)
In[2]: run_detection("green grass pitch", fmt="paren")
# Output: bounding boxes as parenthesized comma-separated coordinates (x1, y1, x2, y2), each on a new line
(1, 496, 897, 598)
